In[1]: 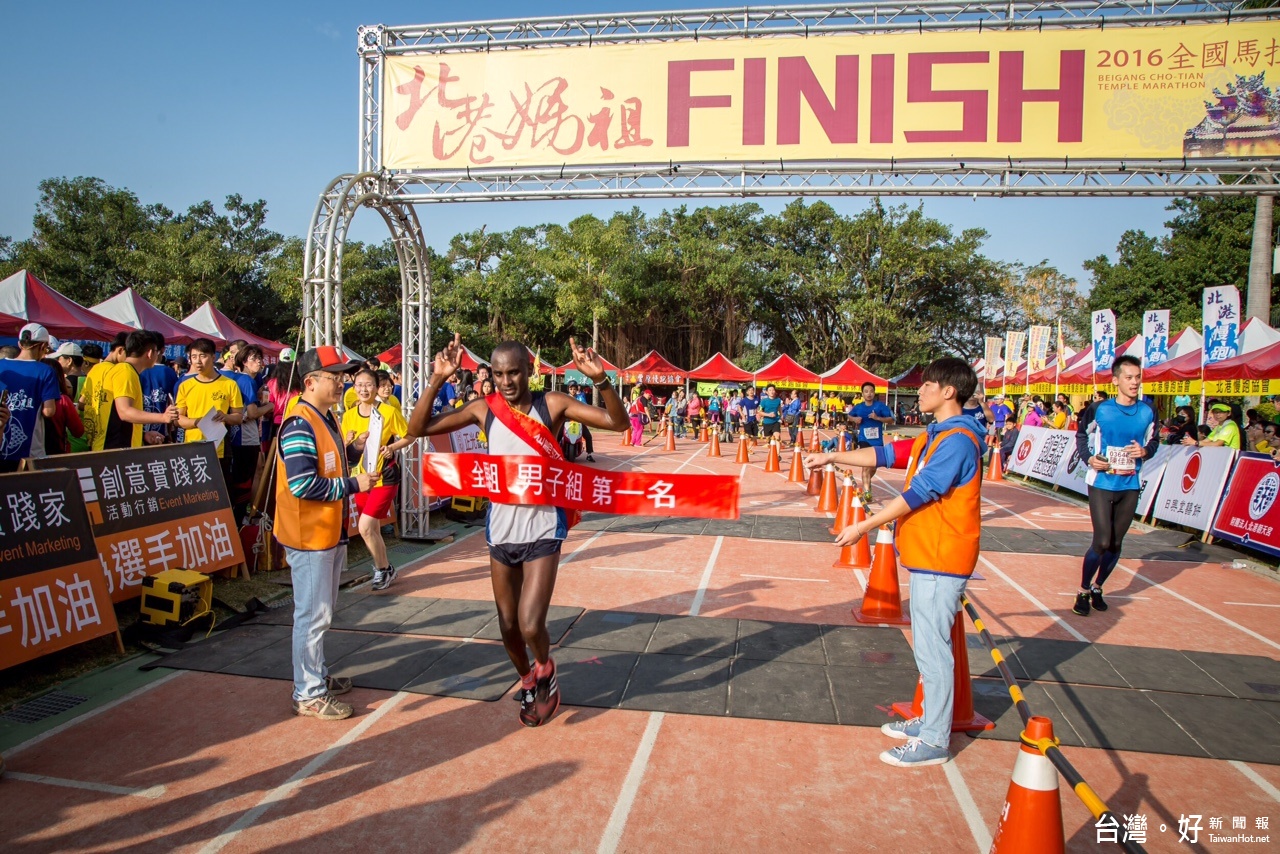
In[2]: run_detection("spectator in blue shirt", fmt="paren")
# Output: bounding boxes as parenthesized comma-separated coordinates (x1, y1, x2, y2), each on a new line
(140, 331, 179, 444)
(849, 381, 895, 505)
(783, 390, 803, 446)
(0, 324, 60, 471)
(739, 387, 760, 438)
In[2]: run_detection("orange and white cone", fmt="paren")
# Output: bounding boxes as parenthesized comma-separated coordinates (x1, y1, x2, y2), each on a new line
(989, 717, 1065, 854)
(853, 525, 909, 624)
(838, 432, 849, 452)
(816, 464, 838, 513)
(787, 445, 806, 483)
(832, 496, 873, 569)
(707, 431, 722, 458)
(986, 447, 1005, 481)
(734, 432, 751, 464)
(698, 423, 709, 443)
(622, 423, 633, 446)
(763, 438, 781, 472)
(808, 426, 821, 453)
(664, 420, 677, 451)
(830, 475, 855, 535)
(891, 610, 994, 731)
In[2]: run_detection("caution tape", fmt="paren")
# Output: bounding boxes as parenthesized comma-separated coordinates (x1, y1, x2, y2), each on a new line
(960, 595, 1146, 854)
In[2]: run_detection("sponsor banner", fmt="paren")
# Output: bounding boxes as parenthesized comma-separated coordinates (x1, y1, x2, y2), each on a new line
(423, 453, 739, 519)
(1146, 379, 1204, 396)
(984, 337, 1002, 381)
(0, 469, 119, 669)
(382, 22, 1280, 170)
(30, 444, 245, 602)
(1004, 331, 1026, 378)
(448, 424, 487, 455)
(1136, 443, 1177, 516)
(1143, 309, 1170, 368)
(1211, 453, 1280, 558)
(1006, 425, 1052, 477)
(1204, 377, 1280, 397)
(1054, 439, 1091, 496)
(1092, 309, 1117, 374)
(1203, 285, 1240, 365)
(1151, 445, 1236, 532)
(623, 371, 685, 386)
(1028, 326, 1052, 373)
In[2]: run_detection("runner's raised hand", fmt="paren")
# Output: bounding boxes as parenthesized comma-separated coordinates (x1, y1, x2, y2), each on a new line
(569, 336, 605, 382)
(434, 333, 462, 379)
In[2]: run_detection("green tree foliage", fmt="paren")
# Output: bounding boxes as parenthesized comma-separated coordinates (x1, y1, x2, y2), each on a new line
(1085, 197, 1262, 339)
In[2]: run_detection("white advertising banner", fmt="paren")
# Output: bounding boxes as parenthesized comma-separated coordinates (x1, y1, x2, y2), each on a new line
(448, 423, 487, 454)
(1091, 309, 1117, 374)
(1006, 426, 1052, 477)
(1151, 445, 1237, 533)
(1143, 309, 1170, 368)
(1136, 443, 1177, 517)
(1202, 285, 1241, 365)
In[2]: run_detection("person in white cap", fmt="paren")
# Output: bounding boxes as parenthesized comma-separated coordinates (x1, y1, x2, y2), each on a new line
(54, 341, 88, 401)
(0, 323, 60, 471)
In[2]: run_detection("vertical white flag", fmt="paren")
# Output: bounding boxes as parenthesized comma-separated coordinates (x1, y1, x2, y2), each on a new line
(984, 337, 1002, 381)
(1028, 325, 1051, 373)
(1005, 331, 1026, 377)
(1143, 309, 1170, 367)
(1091, 309, 1116, 373)
(1202, 286, 1240, 365)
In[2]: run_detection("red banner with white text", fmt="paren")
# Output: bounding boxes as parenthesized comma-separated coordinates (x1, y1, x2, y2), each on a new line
(1210, 452, 1280, 558)
(423, 454, 739, 520)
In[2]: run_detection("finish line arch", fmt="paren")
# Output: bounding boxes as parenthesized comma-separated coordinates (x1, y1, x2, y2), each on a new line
(305, 1, 1280, 535)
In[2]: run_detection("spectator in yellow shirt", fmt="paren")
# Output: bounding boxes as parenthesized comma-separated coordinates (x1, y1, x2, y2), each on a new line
(92, 331, 179, 451)
(176, 338, 244, 482)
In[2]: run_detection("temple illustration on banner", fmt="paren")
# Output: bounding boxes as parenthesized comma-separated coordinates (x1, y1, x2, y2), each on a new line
(1184, 72, 1280, 156)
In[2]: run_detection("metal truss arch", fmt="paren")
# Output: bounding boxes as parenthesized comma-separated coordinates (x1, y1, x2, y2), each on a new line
(302, 173, 433, 538)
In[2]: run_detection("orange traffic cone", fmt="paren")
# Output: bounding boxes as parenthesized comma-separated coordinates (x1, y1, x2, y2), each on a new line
(664, 421, 677, 452)
(734, 433, 750, 464)
(989, 717, 1065, 854)
(808, 426, 821, 453)
(816, 464, 838, 513)
(830, 475, 855, 534)
(698, 423, 709, 443)
(763, 438, 781, 473)
(853, 526, 910, 625)
(891, 611, 994, 731)
(832, 495, 873, 568)
(806, 465, 822, 496)
(622, 423, 633, 446)
(707, 431, 722, 458)
(787, 446, 806, 483)
(986, 447, 1005, 481)
(838, 432, 848, 452)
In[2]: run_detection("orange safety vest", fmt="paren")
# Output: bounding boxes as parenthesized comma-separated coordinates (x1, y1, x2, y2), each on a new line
(896, 427, 984, 578)
(274, 402, 349, 551)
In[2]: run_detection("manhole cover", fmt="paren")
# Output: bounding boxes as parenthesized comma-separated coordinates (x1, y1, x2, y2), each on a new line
(1, 691, 88, 724)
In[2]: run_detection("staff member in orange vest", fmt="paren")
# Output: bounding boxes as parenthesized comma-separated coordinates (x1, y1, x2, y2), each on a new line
(807, 357, 984, 768)
(275, 346, 375, 721)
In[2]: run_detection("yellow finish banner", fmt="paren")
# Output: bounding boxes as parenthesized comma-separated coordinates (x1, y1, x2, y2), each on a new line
(383, 22, 1280, 170)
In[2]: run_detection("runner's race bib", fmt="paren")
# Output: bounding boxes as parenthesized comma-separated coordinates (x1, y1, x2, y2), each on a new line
(863, 425, 881, 441)
(1106, 446, 1135, 475)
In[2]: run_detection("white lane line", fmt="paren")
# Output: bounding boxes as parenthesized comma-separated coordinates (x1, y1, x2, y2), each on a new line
(606, 445, 657, 471)
(598, 711, 665, 854)
(943, 759, 993, 854)
(8, 670, 185, 757)
(874, 475, 902, 497)
(853, 569, 868, 590)
(5, 772, 166, 800)
(1224, 601, 1280, 608)
(1056, 592, 1150, 600)
(199, 691, 410, 854)
(688, 536, 724, 617)
(591, 566, 677, 574)
(741, 574, 829, 583)
(560, 530, 606, 566)
(1114, 562, 1280, 653)
(672, 446, 712, 474)
(981, 496, 1045, 530)
(1230, 760, 1280, 803)
(978, 555, 1089, 643)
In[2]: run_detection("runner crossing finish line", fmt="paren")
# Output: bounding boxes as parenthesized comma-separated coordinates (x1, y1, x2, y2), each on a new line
(406, 335, 739, 728)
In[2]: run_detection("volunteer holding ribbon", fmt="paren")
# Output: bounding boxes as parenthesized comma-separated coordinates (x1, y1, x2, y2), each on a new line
(343, 368, 414, 592)
(406, 334, 628, 728)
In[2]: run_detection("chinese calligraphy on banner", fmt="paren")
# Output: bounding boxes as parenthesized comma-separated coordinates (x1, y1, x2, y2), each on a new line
(1203, 285, 1241, 365)
(0, 468, 119, 670)
(1092, 309, 1117, 374)
(1004, 331, 1026, 378)
(1211, 452, 1280, 558)
(984, 337, 1002, 382)
(422, 454, 740, 520)
(1143, 309, 1170, 367)
(1028, 326, 1051, 374)
(30, 444, 246, 602)
(382, 22, 1280, 171)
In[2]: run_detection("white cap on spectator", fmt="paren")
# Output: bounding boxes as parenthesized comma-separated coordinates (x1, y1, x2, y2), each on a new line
(19, 322, 51, 345)
(54, 342, 84, 358)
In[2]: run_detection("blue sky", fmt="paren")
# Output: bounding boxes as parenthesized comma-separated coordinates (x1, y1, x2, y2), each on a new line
(0, 1, 1176, 289)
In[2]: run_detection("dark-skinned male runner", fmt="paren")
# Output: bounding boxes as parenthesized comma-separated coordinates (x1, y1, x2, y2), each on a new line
(406, 335, 628, 726)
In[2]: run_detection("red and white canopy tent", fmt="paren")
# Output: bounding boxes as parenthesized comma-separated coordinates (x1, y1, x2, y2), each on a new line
(753, 353, 820, 387)
(90, 287, 212, 345)
(621, 350, 686, 386)
(818, 358, 890, 393)
(554, 354, 620, 386)
(889, 364, 925, 390)
(182, 301, 285, 357)
(0, 269, 135, 342)
(0, 311, 24, 337)
(687, 352, 755, 383)
(1143, 327, 1204, 394)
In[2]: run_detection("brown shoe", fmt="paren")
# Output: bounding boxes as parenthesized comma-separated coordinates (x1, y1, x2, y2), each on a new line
(293, 694, 353, 720)
(325, 676, 353, 696)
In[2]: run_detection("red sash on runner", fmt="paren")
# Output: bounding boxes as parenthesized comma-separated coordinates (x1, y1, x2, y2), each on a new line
(486, 393, 582, 528)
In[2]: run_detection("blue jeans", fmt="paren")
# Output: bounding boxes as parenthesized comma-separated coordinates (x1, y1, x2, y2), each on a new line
(287, 544, 347, 701)
(908, 571, 969, 748)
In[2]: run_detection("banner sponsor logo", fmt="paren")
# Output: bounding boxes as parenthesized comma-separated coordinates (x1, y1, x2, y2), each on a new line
(1212, 454, 1280, 558)
(1249, 472, 1279, 520)
(1153, 445, 1234, 533)
(1203, 285, 1240, 365)
(30, 444, 246, 602)
(382, 22, 1280, 170)
(1015, 438, 1033, 465)
(0, 468, 119, 670)
(1032, 432, 1072, 480)
(1182, 451, 1201, 493)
